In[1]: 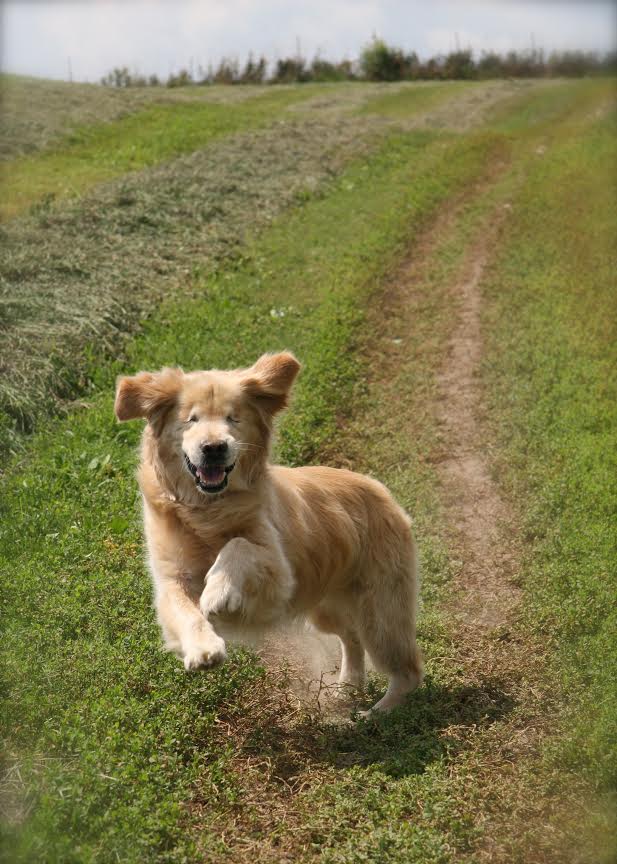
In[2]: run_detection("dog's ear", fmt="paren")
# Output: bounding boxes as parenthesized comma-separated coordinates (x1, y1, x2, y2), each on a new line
(242, 352, 301, 414)
(114, 368, 183, 431)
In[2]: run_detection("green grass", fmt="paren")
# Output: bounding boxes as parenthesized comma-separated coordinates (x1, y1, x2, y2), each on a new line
(2, 77, 615, 863)
(0, 124, 498, 862)
(0, 86, 321, 219)
(488, 76, 617, 134)
(0, 74, 269, 160)
(0, 98, 371, 455)
(357, 80, 472, 117)
(481, 105, 617, 853)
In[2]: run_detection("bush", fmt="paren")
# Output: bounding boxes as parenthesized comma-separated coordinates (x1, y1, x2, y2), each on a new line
(443, 50, 476, 80)
(548, 50, 598, 77)
(310, 57, 355, 82)
(477, 52, 505, 79)
(166, 68, 193, 88)
(101, 66, 148, 87)
(360, 38, 408, 81)
(239, 54, 268, 84)
(214, 58, 238, 85)
(272, 56, 311, 84)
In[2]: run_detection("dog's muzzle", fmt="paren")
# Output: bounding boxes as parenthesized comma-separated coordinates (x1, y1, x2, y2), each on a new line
(184, 455, 235, 494)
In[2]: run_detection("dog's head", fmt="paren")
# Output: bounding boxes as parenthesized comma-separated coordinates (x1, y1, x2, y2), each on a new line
(115, 352, 300, 497)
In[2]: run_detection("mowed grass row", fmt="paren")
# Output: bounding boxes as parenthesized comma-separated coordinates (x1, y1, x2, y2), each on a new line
(481, 103, 617, 845)
(0, 78, 479, 221)
(0, 86, 320, 219)
(0, 119, 501, 862)
(0, 110, 362, 453)
(0, 74, 275, 161)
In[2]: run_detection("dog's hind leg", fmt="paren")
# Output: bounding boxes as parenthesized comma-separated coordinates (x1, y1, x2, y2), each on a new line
(339, 632, 366, 689)
(310, 606, 366, 689)
(360, 621, 423, 713)
(357, 563, 423, 714)
(364, 665, 422, 714)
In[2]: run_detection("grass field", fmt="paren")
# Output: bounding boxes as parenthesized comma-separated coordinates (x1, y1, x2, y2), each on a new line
(1, 75, 616, 863)
(0, 87, 330, 220)
(0, 76, 523, 457)
(0, 74, 279, 160)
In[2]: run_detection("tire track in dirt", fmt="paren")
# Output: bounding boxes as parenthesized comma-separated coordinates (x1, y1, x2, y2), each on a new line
(434, 225, 521, 633)
(415, 183, 596, 864)
(256, 169, 520, 714)
(254, 189, 517, 719)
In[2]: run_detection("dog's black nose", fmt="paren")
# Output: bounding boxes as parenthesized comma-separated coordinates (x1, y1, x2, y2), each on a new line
(201, 441, 228, 458)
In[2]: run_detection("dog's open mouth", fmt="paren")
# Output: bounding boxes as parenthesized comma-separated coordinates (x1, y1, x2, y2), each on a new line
(184, 455, 235, 494)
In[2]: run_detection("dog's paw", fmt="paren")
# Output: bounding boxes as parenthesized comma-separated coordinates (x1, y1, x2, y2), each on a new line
(182, 635, 227, 671)
(199, 576, 243, 619)
(357, 707, 375, 720)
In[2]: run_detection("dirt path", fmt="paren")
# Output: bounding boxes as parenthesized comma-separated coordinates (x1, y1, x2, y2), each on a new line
(435, 229, 521, 632)
(400, 192, 592, 864)
(257, 180, 523, 715)
(334, 176, 581, 861)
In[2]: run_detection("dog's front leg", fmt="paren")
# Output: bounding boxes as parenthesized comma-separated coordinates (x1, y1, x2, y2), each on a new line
(200, 536, 293, 626)
(154, 574, 227, 671)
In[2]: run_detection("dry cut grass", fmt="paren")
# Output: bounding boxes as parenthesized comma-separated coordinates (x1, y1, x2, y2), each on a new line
(0, 112, 380, 452)
(0, 74, 273, 160)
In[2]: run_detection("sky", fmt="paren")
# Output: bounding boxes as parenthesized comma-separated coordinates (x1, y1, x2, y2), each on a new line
(2, 0, 615, 83)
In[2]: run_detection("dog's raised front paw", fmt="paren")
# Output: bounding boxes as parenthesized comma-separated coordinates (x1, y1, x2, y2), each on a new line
(199, 576, 243, 619)
(182, 634, 227, 671)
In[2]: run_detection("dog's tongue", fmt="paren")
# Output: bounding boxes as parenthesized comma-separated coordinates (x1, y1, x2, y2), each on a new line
(197, 465, 226, 486)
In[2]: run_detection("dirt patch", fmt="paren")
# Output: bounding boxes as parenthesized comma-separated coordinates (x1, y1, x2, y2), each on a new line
(345, 157, 527, 643)
(420, 196, 600, 864)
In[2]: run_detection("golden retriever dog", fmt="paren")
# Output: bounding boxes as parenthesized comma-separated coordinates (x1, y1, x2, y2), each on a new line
(115, 352, 423, 713)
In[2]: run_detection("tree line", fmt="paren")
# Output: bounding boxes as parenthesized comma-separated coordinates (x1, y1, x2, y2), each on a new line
(101, 39, 617, 87)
